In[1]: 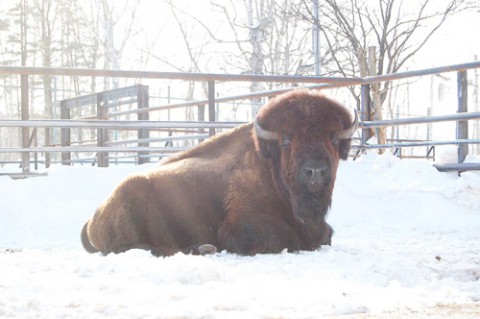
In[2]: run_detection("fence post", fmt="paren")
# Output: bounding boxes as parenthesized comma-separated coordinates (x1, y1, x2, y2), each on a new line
(20, 74, 30, 173)
(60, 100, 71, 165)
(137, 85, 150, 164)
(457, 70, 468, 164)
(97, 94, 108, 167)
(31, 128, 38, 170)
(45, 127, 51, 168)
(360, 84, 372, 145)
(198, 104, 205, 143)
(208, 81, 215, 137)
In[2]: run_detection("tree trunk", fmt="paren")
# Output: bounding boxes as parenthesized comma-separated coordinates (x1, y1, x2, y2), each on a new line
(39, 0, 53, 166)
(247, 0, 267, 117)
(20, 0, 30, 173)
(368, 46, 386, 153)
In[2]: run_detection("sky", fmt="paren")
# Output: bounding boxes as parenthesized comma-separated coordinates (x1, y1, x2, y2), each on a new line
(180, 1, 478, 68)
(412, 7, 480, 67)
(121, 1, 480, 72)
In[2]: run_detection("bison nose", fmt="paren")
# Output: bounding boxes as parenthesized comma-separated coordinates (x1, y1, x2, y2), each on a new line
(299, 159, 329, 190)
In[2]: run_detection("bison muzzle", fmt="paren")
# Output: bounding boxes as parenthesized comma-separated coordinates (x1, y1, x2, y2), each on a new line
(81, 89, 358, 256)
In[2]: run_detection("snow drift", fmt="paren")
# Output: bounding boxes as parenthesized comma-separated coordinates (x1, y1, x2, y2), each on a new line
(1, 152, 479, 318)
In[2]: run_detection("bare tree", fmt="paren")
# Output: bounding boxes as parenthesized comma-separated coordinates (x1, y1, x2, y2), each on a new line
(209, 0, 316, 77)
(88, 0, 140, 90)
(296, 0, 467, 146)
(32, 0, 56, 165)
(170, 0, 315, 117)
(33, 0, 54, 114)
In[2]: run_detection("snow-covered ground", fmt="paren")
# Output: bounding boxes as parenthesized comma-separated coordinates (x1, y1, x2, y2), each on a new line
(1, 151, 479, 318)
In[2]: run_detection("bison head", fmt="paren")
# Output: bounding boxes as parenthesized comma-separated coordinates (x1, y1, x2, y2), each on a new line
(254, 90, 357, 228)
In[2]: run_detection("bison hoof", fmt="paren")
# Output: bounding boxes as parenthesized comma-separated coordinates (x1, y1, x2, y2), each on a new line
(187, 243, 218, 255)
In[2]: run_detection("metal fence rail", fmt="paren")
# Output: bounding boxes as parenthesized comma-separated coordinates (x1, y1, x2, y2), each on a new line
(353, 139, 480, 149)
(0, 65, 362, 86)
(0, 119, 244, 129)
(361, 112, 480, 128)
(1, 61, 479, 85)
(2, 112, 480, 164)
(0, 146, 189, 153)
(1, 61, 480, 174)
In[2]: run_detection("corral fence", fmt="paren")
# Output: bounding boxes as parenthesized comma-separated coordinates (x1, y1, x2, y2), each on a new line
(59, 84, 151, 167)
(1, 61, 480, 178)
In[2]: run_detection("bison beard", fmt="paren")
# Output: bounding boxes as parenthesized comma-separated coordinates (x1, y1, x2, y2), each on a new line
(81, 89, 357, 256)
(294, 192, 331, 224)
(292, 192, 333, 246)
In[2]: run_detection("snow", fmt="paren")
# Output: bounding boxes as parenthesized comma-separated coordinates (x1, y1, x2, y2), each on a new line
(1, 152, 480, 318)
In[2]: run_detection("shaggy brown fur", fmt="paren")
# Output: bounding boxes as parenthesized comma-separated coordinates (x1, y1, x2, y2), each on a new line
(81, 89, 355, 256)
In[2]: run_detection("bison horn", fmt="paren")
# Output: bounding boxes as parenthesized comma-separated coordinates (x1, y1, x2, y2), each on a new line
(337, 109, 359, 140)
(254, 117, 278, 140)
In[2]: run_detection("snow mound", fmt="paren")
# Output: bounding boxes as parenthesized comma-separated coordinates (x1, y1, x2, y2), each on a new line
(1, 154, 479, 318)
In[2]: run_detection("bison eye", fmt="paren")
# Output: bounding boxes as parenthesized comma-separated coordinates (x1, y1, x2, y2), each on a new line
(331, 135, 339, 146)
(282, 135, 291, 147)
(303, 168, 314, 177)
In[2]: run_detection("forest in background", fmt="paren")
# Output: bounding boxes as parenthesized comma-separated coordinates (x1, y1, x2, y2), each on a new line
(0, 0, 478, 163)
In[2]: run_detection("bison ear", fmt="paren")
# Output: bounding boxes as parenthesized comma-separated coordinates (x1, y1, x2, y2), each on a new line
(258, 138, 280, 159)
(338, 139, 352, 160)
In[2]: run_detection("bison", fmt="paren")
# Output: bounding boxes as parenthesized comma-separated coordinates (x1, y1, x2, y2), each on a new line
(81, 89, 358, 256)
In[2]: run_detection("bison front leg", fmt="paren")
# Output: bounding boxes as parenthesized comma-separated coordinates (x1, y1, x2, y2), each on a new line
(217, 214, 302, 255)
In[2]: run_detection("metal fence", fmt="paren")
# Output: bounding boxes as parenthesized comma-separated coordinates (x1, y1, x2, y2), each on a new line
(59, 84, 150, 166)
(1, 61, 480, 177)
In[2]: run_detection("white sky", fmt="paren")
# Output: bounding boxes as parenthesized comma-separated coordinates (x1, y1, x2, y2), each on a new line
(131, 1, 480, 72)
(412, 8, 480, 67)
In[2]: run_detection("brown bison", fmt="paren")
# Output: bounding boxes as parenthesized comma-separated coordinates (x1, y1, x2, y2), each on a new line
(81, 89, 358, 256)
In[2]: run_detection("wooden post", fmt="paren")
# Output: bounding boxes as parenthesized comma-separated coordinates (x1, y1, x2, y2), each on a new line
(31, 128, 38, 170)
(360, 84, 372, 144)
(457, 70, 468, 163)
(97, 94, 108, 167)
(137, 85, 150, 164)
(20, 74, 30, 173)
(474, 55, 479, 154)
(198, 104, 205, 143)
(60, 100, 71, 165)
(358, 47, 372, 146)
(45, 128, 51, 168)
(208, 81, 216, 137)
(368, 46, 385, 153)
